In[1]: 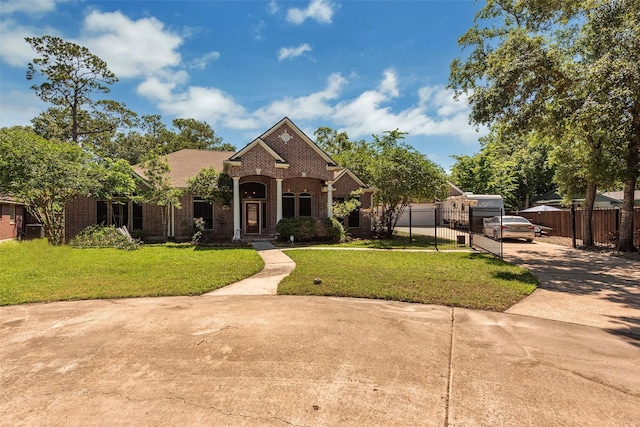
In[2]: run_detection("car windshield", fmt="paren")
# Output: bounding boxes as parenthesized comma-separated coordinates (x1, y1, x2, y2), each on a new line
(502, 217, 530, 224)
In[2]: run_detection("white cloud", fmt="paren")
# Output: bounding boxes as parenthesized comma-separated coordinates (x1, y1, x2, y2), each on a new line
(378, 69, 399, 98)
(253, 19, 266, 41)
(267, 0, 278, 14)
(0, 89, 45, 128)
(0, 20, 43, 67)
(253, 72, 346, 123)
(277, 43, 312, 61)
(330, 74, 484, 144)
(0, 0, 57, 16)
(81, 10, 183, 79)
(286, 0, 335, 25)
(191, 51, 220, 70)
(155, 85, 257, 129)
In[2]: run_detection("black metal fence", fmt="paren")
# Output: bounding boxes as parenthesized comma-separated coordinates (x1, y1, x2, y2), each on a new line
(395, 206, 504, 257)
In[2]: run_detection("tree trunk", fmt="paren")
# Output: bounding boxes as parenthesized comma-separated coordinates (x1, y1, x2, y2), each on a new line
(617, 178, 637, 252)
(618, 113, 640, 252)
(581, 180, 596, 247)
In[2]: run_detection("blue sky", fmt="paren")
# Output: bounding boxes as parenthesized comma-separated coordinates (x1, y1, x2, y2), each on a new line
(0, 0, 487, 170)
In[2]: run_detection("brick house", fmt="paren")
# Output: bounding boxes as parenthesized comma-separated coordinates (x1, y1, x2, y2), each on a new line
(64, 117, 373, 242)
(0, 197, 25, 241)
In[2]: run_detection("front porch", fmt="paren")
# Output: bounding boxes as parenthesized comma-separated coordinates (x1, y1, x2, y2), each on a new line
(230, 175, 334, 239)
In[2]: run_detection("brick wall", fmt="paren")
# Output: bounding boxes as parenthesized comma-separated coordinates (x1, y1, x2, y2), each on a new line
(262, 123, 334, 181)
(0, 203, 24, 240)
(64, 197, 97, 241)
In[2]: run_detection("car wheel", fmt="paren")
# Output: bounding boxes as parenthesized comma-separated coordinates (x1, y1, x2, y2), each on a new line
(526, 238, 533, 243)
(493, 230, 500, 241)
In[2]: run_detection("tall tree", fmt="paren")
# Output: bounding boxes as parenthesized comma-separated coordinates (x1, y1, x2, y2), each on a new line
(0, 127, 135, 244)
(449, 0, 639, 251)
(137, 154, 182, 241)
(26, 36, 120, 145)
(167, 118, 235, 153)
(450, 128, 555, 211)
(316, 127, 448, 238)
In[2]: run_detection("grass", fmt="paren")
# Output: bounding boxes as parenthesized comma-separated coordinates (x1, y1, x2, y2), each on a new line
(278, 250, 537, 311)
(0, 239, 264, 305)
(310, 233, 459, 249)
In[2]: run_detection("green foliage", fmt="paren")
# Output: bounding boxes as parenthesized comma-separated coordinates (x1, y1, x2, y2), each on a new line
(450, 128, 556, 210)
(187, 167, 233, 207)
(367, 131, 448, 238)
(137, 154, 182, 240)
(70, 225, 141, 250)
(316, 127, 448, 239)
(0, 127, 134, 245)
(332, 189, 362, 225)
(26, 35, 119, 144)
(276, 217, 345, 243)
(449, 0, 640, 250)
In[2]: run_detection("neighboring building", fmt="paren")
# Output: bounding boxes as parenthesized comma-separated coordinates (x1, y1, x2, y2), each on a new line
(601, 190, 640, 206)
(535, 190, 623, 208)
(64, 117, 373, 242)
(0, 197, 24, 241)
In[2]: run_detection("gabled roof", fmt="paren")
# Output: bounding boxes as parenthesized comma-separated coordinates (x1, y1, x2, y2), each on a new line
(535, 190, 623, 206)
(259, 117, 339, 168)
(227, 138, 289, 168)
(334, 168, 368, 187)
(133, 149, 235, 188)
(601, 190, 640, 203)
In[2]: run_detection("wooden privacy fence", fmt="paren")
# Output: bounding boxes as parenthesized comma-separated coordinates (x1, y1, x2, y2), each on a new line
(520, 207, 640, 247)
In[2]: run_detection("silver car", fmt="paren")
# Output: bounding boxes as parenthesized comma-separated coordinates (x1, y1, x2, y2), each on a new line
(483, 215, 535, 242)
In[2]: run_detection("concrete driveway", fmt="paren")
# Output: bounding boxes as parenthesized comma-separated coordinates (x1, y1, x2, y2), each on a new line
(503, 240, 640, 337)
(2, 239, 640, 425)
(2, 294, 639, 426)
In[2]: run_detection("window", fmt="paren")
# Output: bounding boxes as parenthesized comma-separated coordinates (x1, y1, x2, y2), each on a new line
(97, 201, 108, 225)
(282, 193, 295, 218)
(240, 182, 266, 199)
(299, 193, 312, 216)
(9, 204, 16, 224)
(348, 200, 360, 228)
(0, 204, 4, 221)
(262, 202, 268, 230)
(133, 203, 143, 230)
(111, 202, 128, 228)
(193, 197, 214, 229)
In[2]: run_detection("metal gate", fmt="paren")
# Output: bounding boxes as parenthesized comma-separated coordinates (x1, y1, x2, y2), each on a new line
(469, 207, 504, 258)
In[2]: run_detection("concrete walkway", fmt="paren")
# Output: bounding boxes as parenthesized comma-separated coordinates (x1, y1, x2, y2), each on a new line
(205, 242, 295, 296)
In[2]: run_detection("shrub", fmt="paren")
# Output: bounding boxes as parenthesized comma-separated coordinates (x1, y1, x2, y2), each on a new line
(70, 225, 141, 250)
(192, 217, 206, 245)
(276, 217, 345, 243)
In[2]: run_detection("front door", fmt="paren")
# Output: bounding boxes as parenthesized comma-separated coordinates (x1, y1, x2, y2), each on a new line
(245, 202, 260, 234)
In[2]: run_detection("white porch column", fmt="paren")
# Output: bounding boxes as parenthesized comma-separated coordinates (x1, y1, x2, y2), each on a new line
(233, 177, 240, 235)
(276, 178, 283, 223)
(327, 181, 333, 218)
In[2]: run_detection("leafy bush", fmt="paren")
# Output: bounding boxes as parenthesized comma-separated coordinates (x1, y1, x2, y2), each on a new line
(192, 217, 206, 245)
(276, 217, 345, 243)
(70, 225, 141, 250)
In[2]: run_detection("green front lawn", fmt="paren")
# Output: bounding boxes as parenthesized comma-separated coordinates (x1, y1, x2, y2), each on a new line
(0, 239, 264, 305)
(278, 250, 537, 311)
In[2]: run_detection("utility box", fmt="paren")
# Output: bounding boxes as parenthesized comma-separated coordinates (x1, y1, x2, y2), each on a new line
(457, 235, 466, 245)
(25, 224, 44, 239)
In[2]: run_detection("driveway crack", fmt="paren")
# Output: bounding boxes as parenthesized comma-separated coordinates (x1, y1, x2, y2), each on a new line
(445, 307, 455, 427)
